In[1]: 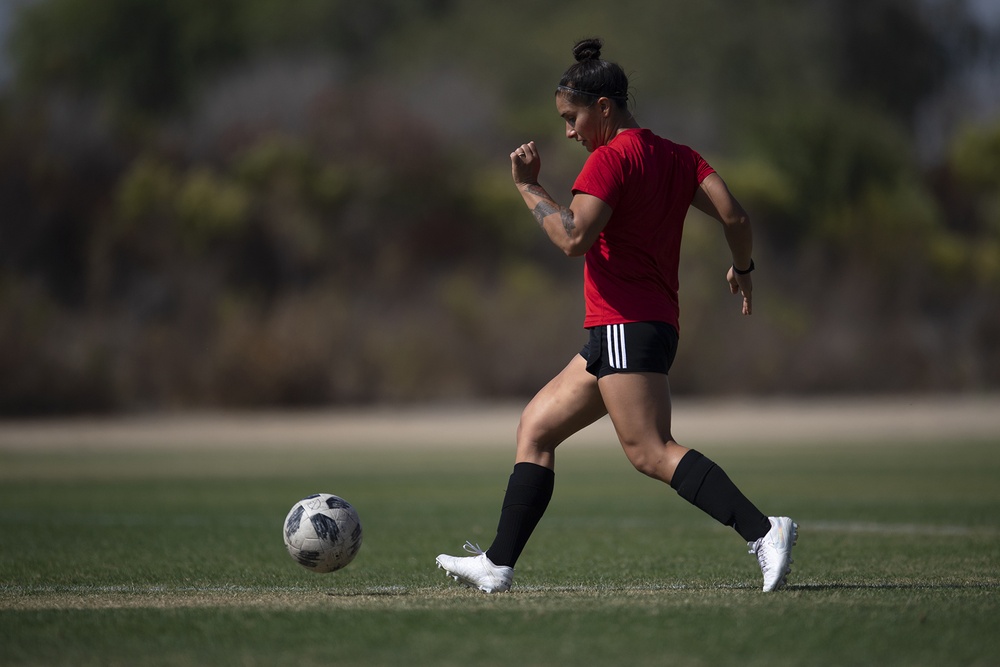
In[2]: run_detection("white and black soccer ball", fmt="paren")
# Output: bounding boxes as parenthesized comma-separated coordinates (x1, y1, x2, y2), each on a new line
(283, 493, 363, 573)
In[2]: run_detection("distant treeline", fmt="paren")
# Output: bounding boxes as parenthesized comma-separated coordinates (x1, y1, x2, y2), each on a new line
(1, 0, 998, 414)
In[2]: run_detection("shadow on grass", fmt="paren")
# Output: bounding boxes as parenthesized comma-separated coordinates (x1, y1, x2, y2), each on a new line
(789, 581, 1000, 591)
(324, 580, 1000, 599)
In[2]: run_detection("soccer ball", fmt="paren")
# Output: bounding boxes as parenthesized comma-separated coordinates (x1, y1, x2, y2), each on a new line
(283, 493, 363, 573)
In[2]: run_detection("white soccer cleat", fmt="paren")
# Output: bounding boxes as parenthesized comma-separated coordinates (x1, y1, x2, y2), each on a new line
(435, 541, 514, 594)
(748, 516, 798, 592)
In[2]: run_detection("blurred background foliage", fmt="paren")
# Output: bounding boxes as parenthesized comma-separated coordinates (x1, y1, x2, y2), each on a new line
(0, 0, 998, 414)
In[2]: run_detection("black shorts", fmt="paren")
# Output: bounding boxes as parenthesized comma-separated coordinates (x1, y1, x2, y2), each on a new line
(579, 321, 679, 378)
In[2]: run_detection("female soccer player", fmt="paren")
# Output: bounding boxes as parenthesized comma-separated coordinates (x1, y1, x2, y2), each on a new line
(436, 38, 796, 593)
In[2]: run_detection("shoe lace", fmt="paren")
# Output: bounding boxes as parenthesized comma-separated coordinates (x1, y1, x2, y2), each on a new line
(462, 540, 486, 556)
(748, 538, 771, 570)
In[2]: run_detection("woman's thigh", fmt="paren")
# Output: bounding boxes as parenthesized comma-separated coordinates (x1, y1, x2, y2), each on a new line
(516, 354, 607, 468)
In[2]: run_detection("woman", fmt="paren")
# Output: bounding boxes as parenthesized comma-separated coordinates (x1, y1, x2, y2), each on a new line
(436, 38, 796, 593)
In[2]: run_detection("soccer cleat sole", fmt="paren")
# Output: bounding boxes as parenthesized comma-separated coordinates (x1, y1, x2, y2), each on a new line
(437, 563, 500, 594)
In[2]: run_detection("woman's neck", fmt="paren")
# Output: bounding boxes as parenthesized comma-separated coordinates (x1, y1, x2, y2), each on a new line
(614, 113, 640, 135)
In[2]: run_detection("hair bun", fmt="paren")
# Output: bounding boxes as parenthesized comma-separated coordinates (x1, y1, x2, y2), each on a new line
(572, 37, 603, 62)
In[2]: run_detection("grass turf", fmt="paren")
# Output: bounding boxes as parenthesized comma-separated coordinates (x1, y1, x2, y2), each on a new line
(1, 430, 998, 666)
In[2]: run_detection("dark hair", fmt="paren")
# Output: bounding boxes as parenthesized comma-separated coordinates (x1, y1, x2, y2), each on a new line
(557, 37, 630, 110)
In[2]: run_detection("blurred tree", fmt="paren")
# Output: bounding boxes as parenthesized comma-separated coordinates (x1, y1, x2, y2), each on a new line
(739, 100, 930, 250)
(8, 0, 461, 118)
(934, 119, 1000, 284)
(832, 0, 954, 124)
(10, 0, 245, 116)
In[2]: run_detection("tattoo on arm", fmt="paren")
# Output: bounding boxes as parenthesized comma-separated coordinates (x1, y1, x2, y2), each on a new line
(559, 209, 576, 236)
(531, 200, 559, 227)
(531, 200, 577, 236)
(524, 183, 577, 237)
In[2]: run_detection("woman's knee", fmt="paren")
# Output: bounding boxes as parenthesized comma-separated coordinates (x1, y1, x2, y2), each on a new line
(623, 445, 661, 479)
(515, 411, 558, 465)
(621, 440, 686, 483)
(517, 406, 555, 452)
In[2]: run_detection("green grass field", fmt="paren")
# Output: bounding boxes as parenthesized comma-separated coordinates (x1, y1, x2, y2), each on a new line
(1, 415, 999, 666)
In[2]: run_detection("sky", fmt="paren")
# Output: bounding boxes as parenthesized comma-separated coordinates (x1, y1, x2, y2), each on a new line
(0, 1, 13, 86)
(0, 0, 32, 87)
(969, 0, 1000, 24)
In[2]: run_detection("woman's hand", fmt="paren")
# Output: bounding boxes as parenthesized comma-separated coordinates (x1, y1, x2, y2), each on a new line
(727, 266, 753, 315)
(511, 141, 541, 186)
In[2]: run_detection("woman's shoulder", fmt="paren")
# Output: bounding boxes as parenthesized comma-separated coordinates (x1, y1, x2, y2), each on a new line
(612, 128, 687, 151)
(608, 129, 699, 165)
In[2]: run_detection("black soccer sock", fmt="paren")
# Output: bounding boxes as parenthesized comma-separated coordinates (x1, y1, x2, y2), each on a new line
(486, 462, 555, 568)
(669, 449, 771, 542)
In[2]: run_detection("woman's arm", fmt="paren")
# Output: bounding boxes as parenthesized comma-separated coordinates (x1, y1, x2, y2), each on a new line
(691, 173, 754, 315)
(511, 141, 611, 257)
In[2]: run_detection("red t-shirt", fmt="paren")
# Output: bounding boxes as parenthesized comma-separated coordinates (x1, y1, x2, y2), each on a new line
(572, 128, 715, 331)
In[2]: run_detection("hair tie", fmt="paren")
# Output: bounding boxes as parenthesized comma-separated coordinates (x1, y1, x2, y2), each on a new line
(557, 85, 626, 101)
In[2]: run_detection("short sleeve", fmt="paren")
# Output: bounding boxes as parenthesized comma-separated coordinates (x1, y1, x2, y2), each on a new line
(572, 147, 625, 210)
(693, 150, 716, 184)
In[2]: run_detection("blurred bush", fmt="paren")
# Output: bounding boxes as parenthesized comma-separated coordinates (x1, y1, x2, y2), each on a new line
(0, 0, 998, 414)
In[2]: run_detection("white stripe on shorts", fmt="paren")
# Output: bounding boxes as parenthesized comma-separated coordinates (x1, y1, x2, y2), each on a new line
(606, 324, 628, 369)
